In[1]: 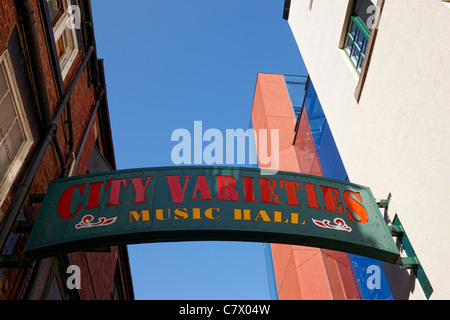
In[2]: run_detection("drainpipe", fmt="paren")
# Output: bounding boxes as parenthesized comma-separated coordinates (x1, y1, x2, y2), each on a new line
(62, 104, 75, 177)
(0, 1, 102, 297)
(15, 0, 69, 174)
(38, 0, 100, 178)
(70, 88, 105, 176)
(0, 0, 57, 256)
(0, 39, 95, 259)
(16, 0, 53, 128)
(38, 0, 78, 178)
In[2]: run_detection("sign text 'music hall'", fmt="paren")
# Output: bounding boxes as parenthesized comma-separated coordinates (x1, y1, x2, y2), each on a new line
(25, 167, 399, 263)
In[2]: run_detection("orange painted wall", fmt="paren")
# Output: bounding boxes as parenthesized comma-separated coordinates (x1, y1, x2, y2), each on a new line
(295, 110, 361, 300)
(251, 73, 360, 300)
(251, 73, 299, 174)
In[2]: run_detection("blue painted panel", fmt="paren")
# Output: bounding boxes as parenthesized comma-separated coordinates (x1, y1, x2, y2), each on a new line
(263, 243, 279, 300)
(302, 77, 393, 300)
(349, 254, 394, 300)
(284, 75, 307, 116)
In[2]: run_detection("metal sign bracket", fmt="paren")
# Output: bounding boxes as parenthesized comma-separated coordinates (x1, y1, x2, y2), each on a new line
(390, 214, 433, 300)
(377, 197, 433, 299)
(0, 217, 33, 270)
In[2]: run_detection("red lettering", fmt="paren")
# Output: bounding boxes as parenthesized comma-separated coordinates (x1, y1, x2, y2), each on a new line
(166, 176, 191, 204)
(303, 183, 321, 209)
(85, 182, 103, 210)
(259, 178, 279, 204)
(242, 176, 256, 202)
(321, 186, 344, 213)
(344, 190, 369, 224)
(216, 176, 239, 201)
(280, 180, 301, 206)
(105, 179, 127, 206)
(58, 184, 85, 219)
(191, 175, 213, 200)
(130, 177, 153, 203)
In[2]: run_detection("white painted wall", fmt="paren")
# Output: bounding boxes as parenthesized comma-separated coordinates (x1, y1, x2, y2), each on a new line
(287, 0, 450, 300)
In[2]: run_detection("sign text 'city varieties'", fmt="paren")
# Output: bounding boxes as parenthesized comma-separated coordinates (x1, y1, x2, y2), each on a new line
(25, 167, 400, 263)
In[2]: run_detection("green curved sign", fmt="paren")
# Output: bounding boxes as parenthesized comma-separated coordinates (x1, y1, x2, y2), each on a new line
(25, 166, 399, 263)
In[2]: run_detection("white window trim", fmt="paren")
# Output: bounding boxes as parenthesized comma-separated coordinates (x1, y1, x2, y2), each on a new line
(52, 0, 79, 80)
(339, 49, 360, 83)
(0, 50, 34, 207)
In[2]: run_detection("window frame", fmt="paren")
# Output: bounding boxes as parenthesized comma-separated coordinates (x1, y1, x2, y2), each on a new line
(339, 0, 385, 102)
(0, 50, 34, 206)
(343, 15, 371, 75)
(47, 0, 64, 26)
(51, 0, 79, 80)
(42, 257, 80, 300)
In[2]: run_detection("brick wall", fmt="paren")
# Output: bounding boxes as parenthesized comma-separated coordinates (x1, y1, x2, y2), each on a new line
(0, 0, 131, 300)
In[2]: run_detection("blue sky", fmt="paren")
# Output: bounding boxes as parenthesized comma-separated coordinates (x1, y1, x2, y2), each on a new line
(91, 0, 307, 300)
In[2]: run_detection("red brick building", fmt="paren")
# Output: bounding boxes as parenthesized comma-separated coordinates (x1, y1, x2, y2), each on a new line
(0, 0, 134, 299)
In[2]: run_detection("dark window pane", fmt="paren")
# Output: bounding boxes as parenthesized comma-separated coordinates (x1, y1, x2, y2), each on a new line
(5, 120, 23, 160)
(0, 94, 16, 134)
(0, 144, 9, 180)
(0, 68, 8, 96)
(47, 0, 63, 25)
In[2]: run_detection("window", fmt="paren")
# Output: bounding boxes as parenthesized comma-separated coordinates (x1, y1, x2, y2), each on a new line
(45, 272, 64, 300)
(340, 0, 385, 102)
(344, 16, 370, 75)
(47, 0, 79, 79)
(343, 0, 374, 75)
(0, 51, 33, 205)
(47, 0, 64, 26)
(43, 257, 80, 300)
